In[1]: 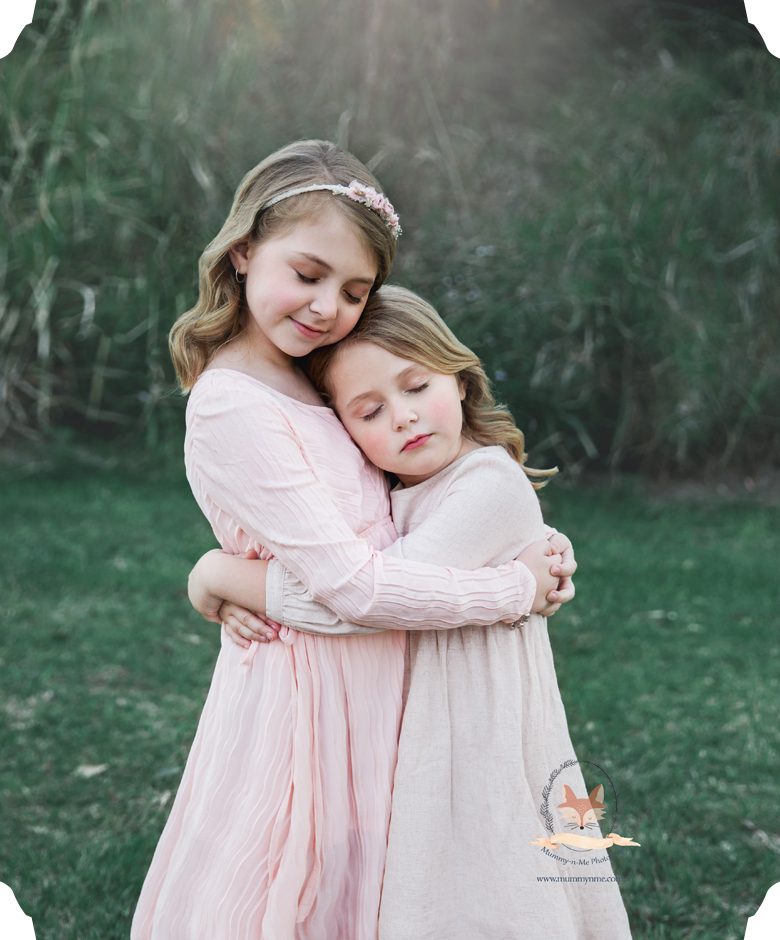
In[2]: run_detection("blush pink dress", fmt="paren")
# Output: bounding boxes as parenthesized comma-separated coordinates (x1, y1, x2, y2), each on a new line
(130, 369, 536, 940)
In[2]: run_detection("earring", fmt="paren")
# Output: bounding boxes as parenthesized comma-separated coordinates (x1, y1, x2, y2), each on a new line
(234, 269, 246, 284)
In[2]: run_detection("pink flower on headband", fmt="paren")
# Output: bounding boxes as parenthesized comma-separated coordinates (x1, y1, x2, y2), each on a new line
(339, 180, 402, 237)
(262, 180, 402, 238)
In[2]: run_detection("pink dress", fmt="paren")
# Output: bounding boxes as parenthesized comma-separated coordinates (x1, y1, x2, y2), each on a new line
(131, 369, 537, 940)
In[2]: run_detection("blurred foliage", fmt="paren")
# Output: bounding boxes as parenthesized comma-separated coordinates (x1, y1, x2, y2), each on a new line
(1, 0, 777, 473)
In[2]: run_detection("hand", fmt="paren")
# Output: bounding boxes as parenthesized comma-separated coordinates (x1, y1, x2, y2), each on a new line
(517, 539, 563, 614)
(542, 530, 577, 616)
(219, 602, 281, 648)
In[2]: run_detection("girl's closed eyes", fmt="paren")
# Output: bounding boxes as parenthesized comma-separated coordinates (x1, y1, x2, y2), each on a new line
(360, 382, 430, 422)
(294, 269, 365, 305)
(291, 249, 370, 306)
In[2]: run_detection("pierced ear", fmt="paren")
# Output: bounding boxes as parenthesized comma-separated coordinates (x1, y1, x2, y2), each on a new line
(229, 241, 250, 274)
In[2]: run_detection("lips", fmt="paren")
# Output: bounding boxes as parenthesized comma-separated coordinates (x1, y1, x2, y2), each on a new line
(402, 434, 432, 452)
(290, 318, 326, 338)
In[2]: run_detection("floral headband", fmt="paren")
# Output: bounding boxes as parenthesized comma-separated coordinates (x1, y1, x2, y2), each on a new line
(262, 180, 402, 239)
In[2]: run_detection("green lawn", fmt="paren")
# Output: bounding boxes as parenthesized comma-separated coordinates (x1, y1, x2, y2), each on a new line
(1, 468, 778, 938)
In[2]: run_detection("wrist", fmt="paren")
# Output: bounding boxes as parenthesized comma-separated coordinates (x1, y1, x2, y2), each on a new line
(506, 560, 535, 625)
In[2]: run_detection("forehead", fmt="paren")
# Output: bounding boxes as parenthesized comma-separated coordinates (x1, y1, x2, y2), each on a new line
(268, 205, 377, 273)
(329, 342, 425, 398)
(333, 342, 418, 375)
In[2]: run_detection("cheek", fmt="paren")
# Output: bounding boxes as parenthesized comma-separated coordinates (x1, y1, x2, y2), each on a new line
(430, 396, 463, 429)
(333, 306, 364, 341)
(343, 419, 390, 466)
(248, 281, 301, 316)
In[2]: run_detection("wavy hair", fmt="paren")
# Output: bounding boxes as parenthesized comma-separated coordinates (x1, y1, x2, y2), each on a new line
(169, 140, 398, 391)
(306, 285, 558, 489)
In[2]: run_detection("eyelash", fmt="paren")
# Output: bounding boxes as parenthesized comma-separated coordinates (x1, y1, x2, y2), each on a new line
(360, 383, 429, 422)
(295, 271, 363, 305)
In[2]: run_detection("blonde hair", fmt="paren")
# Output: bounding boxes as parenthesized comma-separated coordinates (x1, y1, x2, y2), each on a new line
(306, 285, 558, 489)
(169, 139, 397, 391)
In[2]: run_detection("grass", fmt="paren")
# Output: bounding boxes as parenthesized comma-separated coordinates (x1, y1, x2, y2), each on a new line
(0, 466, 778, 938)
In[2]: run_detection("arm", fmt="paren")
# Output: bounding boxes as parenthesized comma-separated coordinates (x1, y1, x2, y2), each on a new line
(189, 379, 536, 631)
(188, 548, 384, 637)
(264, 453, 560, 634)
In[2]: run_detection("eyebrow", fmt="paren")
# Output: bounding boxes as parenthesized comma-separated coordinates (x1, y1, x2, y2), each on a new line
(344, 365, 428, 410)
(294, 252, 375, 286)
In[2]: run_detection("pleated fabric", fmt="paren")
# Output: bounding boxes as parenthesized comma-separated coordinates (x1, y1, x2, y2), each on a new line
(131, 369, 407, 939)
(132, 371, 537, 939)
(132, 620, 406, 939)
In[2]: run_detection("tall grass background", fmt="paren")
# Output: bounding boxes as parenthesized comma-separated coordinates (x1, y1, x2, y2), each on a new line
(1, 0, 778, 474)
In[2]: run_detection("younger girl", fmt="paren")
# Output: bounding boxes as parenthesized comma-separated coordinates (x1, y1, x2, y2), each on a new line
(132, 140, 574, 939)
(192, 286, 633, 938)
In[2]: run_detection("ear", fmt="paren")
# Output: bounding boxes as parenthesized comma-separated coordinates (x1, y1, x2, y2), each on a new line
(589, 784, 605, 806)
(558, 784, 577, 807)
(229, 240, 251, 275)
(457, 375, 467, 401)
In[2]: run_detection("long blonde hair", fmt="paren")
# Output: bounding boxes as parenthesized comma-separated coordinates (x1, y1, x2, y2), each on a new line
(169, 139, 397, 391)
(306, 285, 558, 489)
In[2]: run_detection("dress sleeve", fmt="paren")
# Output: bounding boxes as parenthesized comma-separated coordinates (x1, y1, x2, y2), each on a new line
(188, 379, 535, 631)
(269, 452, 540, 633)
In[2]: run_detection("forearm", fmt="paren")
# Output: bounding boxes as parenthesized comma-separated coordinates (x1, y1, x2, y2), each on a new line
(191, 552, 268, 615)
(269, 456, 565, 633)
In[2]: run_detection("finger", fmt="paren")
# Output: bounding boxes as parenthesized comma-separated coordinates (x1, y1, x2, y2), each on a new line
(547, 553, 563, 572)
(540, 603, 562, 617)
(551, 558, 577, 578)
(246, 613, 278, 641)
(242, 549, 259, 559)
(234, 611, 278, 643)
(548, 579, 575, 604)
(224, 614, 267, 643)
(222, 605, 276, 641)
(547, 533, 572, 554)
(223, 622, 251, 649)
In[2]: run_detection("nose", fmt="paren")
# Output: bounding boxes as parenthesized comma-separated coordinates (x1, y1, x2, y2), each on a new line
(392, 402, 418, 431)
(309, 288, 339, 321)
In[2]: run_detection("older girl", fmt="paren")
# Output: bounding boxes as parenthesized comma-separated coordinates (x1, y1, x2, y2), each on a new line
(131, 141, 574, 939)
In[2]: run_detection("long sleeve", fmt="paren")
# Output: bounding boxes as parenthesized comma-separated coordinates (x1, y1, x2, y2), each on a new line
(186, 376, 536, 631)
(269, 449, 542, 634)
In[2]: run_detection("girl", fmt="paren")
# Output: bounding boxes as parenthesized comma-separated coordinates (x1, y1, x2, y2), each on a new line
(131, 140, 575, 939)
(190, 286, 633, 939)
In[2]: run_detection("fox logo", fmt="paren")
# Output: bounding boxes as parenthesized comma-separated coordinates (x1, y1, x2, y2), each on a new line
(557, 784, 606, 832)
